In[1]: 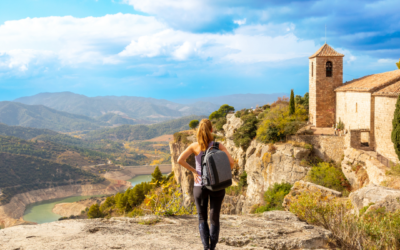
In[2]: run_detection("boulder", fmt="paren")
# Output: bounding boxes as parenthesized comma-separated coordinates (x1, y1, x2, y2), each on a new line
(365, 195, 400, 214)
(341, 148, 389, 189)
(283, 181, 342, 211)
(350, 185, 400, 211)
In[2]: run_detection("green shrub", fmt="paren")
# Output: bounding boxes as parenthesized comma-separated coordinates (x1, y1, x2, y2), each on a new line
(306, 162, 350, 192)
(254, 183, 292, 213)
(233, 113, 259, 149)
(188, 120, 199, 129)
(214, 117, 227, 131)
(88, 204, 103, 219)
(256, 103, 308, 143)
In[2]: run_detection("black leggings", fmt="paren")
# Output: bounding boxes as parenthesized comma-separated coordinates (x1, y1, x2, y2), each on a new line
(193, 186, 225, 226)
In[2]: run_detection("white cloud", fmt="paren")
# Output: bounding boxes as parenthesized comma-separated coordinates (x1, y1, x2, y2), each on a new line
(378, 58, 398, 64)
(119, 24, 317, 63)
(234, 18, 247, 25)
(0, 14, 166, 70)
(0, 13, 319, 74)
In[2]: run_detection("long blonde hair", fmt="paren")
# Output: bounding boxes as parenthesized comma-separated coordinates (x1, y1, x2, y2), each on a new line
(197, 119, 214, 152)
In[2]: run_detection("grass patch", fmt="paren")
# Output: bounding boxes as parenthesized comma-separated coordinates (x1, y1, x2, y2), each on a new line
(253, 183, 292, 213)
(306, 162, 350, 193)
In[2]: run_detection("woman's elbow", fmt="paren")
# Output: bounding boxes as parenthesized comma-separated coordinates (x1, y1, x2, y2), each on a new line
(177, 157, 184, 165)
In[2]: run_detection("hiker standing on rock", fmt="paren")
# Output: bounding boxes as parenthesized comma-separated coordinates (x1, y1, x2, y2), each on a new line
(178, 119, 235, 250)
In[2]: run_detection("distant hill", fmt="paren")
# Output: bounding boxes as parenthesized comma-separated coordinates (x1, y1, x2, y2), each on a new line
(0, 152, 103, 205)
(0, 123, 59, 140)
(0, 102, 150, 132)
(175, 93, 287, 110)
(0, 101, 106, 132)
(85, 115, 206, 141)
(14, 92, 217, 121)
(0, 135, 110, 165)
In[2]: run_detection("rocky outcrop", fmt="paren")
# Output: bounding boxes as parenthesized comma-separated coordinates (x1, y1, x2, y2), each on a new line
(365, 195, 400, 214)
(169, 142, 195, 206)
(244, 141, 312, 212)
(341, 148, 389, 189)
(349, 185, 400, 212)
(221, 195, 246, 215)
(223, 114, 246, 176)
(0, 180, 130, 228)
(283, 181, 342, 211)
(0, 213, 333, 250)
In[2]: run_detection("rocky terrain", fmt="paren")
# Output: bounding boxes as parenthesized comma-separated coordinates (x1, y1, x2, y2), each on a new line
(0, 211, 333, 250)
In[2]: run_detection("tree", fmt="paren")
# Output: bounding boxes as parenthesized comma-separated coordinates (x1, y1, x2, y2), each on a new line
(289, 89, 295, 115)
(88, 204, 103, 218)
(392, 94, 400, 160)
(219, 104, 235, 116)
(151, 166, 163, 186)
(209, 104, 235, 120)
(188, 120, 199, 129)
(397, 59, 400, 69)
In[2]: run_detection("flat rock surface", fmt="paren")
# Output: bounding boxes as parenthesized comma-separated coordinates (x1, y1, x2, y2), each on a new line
(0, 212, 333, 250)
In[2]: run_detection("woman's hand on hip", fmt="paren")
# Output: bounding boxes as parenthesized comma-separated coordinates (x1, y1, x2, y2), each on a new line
(193, 171, 201, 184)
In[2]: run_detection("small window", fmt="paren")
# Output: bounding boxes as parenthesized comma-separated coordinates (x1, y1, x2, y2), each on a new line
(326, 61, 332, 77)
(311, 62, 313, 77)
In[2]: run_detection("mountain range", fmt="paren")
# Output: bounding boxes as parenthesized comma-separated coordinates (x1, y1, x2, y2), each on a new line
(14, 92, 217, 121)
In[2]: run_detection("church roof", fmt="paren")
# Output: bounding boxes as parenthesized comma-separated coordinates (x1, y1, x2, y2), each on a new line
(335, 69, 400, 93)
(373, 80, 400, 97)
(309, 44, 344, 58)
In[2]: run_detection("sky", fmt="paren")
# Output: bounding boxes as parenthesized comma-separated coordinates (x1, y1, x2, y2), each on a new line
(0, 0, 399, 101)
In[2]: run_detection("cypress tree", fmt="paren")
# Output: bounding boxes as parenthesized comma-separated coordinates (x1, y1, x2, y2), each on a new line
(289, 89, 295, 115)
(151, 166, 163, 186)
(392, 94, 400, 160)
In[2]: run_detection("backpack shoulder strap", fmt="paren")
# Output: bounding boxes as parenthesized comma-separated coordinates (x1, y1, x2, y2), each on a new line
(213, 141, 220, 150)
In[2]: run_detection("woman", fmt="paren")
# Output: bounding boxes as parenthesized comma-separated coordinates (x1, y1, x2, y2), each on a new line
(178, 119, 234, 250)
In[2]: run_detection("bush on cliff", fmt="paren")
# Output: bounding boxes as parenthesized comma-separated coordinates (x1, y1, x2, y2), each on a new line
(233, 112, 259, 149)
(253, 183, 292, 213)
(289, 191, 400, 249)
(306, 162, 350, 193)
(256, 102, 308, 143)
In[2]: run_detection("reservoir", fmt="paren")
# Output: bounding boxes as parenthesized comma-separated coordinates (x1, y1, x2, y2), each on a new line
(23, 174, 164, 224)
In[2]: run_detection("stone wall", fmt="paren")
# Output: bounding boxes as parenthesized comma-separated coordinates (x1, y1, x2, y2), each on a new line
(290, 135, 345, 163)
(336, 91, 372, 131)
(375, 96, 399, 163)
(309, 56, 343, 127)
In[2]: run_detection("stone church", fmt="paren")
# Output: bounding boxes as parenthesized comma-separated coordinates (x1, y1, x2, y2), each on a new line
(309, 43, 400, 164)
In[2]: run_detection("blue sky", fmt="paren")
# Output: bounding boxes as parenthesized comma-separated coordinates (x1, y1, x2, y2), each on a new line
(0, 0, 399, 101)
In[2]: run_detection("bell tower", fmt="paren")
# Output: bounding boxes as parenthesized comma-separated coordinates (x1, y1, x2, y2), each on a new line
(309, 44, 344, 127)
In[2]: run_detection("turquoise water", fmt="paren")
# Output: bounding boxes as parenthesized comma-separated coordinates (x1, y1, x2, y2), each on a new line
(23, 174, 169, 224)
(23, 195, 98, 224)
(127, 174, 169, 187)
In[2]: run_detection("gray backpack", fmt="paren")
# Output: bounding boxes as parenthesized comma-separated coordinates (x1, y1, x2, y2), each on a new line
(201, 142, 232, 191)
